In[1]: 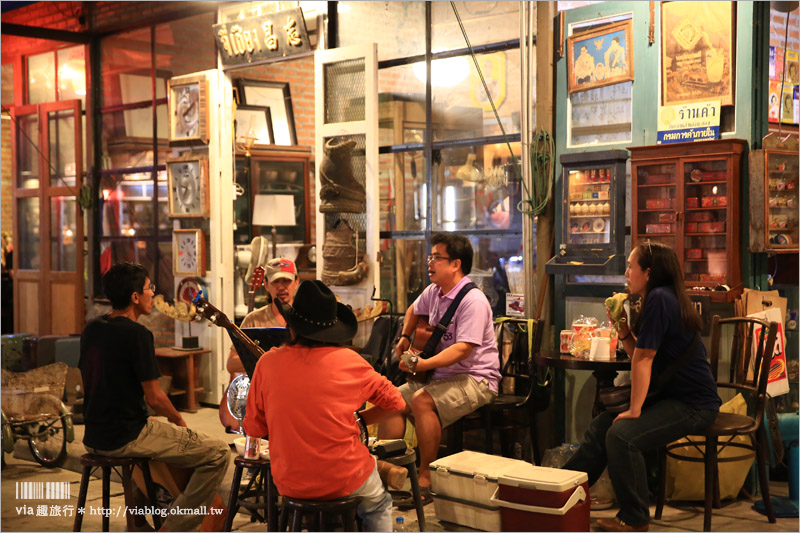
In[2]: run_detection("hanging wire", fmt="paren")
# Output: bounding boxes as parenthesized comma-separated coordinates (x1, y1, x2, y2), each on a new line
(449, 1, 553, 216)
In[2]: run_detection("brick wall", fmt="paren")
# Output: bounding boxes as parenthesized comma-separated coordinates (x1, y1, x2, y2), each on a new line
(1, 116, 11, 241)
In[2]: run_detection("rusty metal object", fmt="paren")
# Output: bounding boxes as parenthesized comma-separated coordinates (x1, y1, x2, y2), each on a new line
(319, 138, 366, 213)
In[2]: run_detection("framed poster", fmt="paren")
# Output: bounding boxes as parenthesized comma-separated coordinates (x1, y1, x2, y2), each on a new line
(167, 154, 210, 218)
(567, 20, 633, 93)
(168, 75, 209, 145)
(235, 105, 274, 145)
(661, 1, 734, 106)
(239, 80, 298, 145)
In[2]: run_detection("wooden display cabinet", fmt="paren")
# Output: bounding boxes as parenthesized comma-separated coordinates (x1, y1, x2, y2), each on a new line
(629, 139, 746, 302)
(748, 137, 799, 253)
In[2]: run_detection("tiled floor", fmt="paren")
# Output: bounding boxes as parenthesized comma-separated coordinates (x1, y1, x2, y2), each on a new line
(2, 407, 797, 532)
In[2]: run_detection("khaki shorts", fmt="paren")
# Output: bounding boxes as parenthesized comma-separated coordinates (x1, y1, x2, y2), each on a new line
(398, 374, 496, 429)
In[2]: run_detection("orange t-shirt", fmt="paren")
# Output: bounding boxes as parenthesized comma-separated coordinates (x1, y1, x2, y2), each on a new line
(242, 344, 405, 499)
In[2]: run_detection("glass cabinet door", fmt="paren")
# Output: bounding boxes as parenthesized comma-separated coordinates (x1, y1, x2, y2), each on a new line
(683, 159, 728, 285)
(766, 151, 799, 249)
(634, 163, 677, 249)
(251, 158, 306, 243)
(566, 167, 613, 246)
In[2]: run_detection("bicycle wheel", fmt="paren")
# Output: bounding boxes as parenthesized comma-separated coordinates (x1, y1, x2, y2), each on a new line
(27, 415, 67, 468)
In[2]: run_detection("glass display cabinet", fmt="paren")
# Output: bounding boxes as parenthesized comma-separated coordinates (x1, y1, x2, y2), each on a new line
(748, 140, 799, 253)
(546, 150, 628, 274)
(629, 139, 746, 302)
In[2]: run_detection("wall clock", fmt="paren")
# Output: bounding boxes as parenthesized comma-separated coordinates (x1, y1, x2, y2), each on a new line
(168, 75, 209, 145)
(173, 229, 206, 276)
(167, 155, 210, 218)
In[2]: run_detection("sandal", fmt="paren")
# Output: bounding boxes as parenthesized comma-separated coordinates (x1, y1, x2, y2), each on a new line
(395, 485, 434, 509)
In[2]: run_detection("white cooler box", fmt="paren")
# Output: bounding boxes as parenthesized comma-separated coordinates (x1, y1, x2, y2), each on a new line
(491, 465, 590, 532)
(430, 451, 530, 531)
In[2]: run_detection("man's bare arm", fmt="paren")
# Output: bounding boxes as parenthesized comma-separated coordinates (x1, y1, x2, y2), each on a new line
(142, 379, 186, 427)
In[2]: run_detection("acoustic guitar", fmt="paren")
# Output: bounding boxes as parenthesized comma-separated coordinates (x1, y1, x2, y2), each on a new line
(192, 283, 266, 433)
(402, 315, 435, 383)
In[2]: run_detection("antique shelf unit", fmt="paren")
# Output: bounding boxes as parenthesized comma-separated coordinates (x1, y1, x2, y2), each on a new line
(629, 139, 746, 302)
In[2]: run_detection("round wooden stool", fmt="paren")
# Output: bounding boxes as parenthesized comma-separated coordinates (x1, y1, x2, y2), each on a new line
(384, 449, 426, 531)
(278, 495, 360, 532)
(224, 456, 279, 531)
(73, 453, 161, 532)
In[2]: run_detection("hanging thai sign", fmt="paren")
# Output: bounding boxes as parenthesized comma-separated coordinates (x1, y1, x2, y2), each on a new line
(656, 101, 720, 144)
(213, 7, 311, 68)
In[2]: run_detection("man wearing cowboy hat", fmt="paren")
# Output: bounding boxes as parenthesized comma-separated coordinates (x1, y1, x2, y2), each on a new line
(364, 232, 501, 507)
(226, 257, 299, 375)
(242, 280, 406, 532)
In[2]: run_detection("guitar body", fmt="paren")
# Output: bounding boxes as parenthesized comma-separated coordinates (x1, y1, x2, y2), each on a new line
(405, 316, 435, 383)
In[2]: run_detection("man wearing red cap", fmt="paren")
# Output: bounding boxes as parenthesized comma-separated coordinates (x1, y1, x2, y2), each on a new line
(226, 257, 299, 374)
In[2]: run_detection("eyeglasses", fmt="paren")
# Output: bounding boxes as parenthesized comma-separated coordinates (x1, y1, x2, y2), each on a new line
(426, 254, 452, 264)
(143, 283, 156, 293)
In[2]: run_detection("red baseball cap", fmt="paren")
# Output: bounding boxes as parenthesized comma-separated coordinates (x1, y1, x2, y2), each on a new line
(266, 257, 297, 283)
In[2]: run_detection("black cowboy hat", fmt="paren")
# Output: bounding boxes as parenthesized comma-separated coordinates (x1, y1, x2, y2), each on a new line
(276, 280, 357, 343)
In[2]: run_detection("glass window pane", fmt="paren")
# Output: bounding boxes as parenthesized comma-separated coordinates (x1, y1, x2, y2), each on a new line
(155, 13, 216, 76)
(101, 27, 151, 108)
(468, 234, 526, 316)
(432, 142, 522, 231)
(2, 63, 14, 107)
(252, 159, 306, 243)
(324, 58, 365, 124)
(378, 67, 426, 148)
(16, 114, 39, 188)
(379, 237, 427, 311)
(100, 171, 166, 237)
(99, 239, 160, 282)
(50, 196, 77, 271)
(431, 51, 521, 142)
(17, 198, 40, 269)
(339, 1, 426, 62)
(28, 52, 55, 104)
(234, 156, 253, 245)
(49, 110, 77, 187)
(379, 151, 427, 231)
(57, 45, 86, 105)
(101, 112, 154, 169)
(432, 1, 521, 52)
(569, 82, 632, 146)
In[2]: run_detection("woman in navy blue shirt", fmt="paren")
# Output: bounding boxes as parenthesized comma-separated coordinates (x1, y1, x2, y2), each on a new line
(564, 242, 721, 532)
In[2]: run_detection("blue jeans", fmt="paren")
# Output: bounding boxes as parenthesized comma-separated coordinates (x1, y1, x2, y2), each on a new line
(563, 398, 717, 527)
(348, 459, 393, 532)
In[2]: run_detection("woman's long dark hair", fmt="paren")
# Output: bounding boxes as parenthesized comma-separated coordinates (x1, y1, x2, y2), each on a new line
(634, 241, 703, 333)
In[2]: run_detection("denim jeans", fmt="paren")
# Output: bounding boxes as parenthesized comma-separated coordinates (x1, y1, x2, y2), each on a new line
(563, 398, 717, 527)
(348, 458, 394, 532)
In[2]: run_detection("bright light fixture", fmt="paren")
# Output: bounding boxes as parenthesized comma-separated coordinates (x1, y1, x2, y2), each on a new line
(413, 56, 470, 88)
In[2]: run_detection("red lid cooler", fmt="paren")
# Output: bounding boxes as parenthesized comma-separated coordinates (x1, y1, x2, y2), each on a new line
(491, 466, 590, 532)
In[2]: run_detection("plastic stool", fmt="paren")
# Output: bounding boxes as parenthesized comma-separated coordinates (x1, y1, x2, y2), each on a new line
(278, 495, 360, 532)
(224, 456, 279, 531)
(73, 454, 161, 532)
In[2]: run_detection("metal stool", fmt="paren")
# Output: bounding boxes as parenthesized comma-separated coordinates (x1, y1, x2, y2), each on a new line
(384, 449, 426, 531)
(224, 456, 279, 531)
(73, 453, 161, 532)
(278, 495, 360, 532)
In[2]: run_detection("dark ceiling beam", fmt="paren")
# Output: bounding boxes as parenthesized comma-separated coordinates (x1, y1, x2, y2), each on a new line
(1, 22, 91, 43)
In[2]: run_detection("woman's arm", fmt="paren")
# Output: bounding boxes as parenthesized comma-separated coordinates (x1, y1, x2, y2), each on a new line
(614, 347, 656, 422)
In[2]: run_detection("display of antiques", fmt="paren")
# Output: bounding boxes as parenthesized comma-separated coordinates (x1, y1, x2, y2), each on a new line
(546, 150, 628, 274)
(319, 138, 366, 213)
(168, 75, 209, 145)
(748, 134, 799, 253)
(321, 220, 369, 286)
(629, 139, 745, 302)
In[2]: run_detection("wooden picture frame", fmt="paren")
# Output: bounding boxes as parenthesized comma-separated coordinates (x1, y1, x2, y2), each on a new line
(567, 19, 633, 94)
(167, 154, 210, 218)
(235, 105, 274, 145)
(173, 229, 206, 277)
(168, 75, 209, 145)
(661, 1, 735, 106)
(238, 79, 298, 145)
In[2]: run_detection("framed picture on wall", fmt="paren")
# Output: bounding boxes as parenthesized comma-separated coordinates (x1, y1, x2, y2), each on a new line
(661, 1, 734, 106)
(167, 154, 210, 218)
(168, 75, 209, 145)
(235, 105, 274, 145)
(567, 19, 633, 94)
(239, 80, 298, 145)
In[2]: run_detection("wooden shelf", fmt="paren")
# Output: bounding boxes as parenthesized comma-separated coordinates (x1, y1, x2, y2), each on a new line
(685, 180, 727, 185)
(637, 183, 676, 188)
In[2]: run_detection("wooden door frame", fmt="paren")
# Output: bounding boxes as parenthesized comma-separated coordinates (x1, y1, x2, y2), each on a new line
(11, 99, 84, 335)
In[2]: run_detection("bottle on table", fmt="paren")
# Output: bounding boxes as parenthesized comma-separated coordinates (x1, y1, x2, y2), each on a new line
(394, 516, 406, 532)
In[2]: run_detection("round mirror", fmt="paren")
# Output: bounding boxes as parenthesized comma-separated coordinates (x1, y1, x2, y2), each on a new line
(227, 374, 250, 423)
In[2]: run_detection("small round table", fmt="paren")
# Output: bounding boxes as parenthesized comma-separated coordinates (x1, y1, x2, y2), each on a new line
(535, 351, 632, 417)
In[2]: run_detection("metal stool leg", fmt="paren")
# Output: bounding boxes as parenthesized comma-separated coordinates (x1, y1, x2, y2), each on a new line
(73, 466, 92, 532)
(138, 461, 162, 530)
(406, 463, 426, 531)
(120, 464, 137, 532)
(224, 464, 244, 532)
(266, 465, 279, 531)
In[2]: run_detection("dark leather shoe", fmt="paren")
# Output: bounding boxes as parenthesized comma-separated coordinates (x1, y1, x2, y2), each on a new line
(596, 517, 649, 532)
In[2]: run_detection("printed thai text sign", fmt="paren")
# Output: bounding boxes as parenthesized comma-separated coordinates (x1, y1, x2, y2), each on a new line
(657, 101, 720, 144)
(213, 8, 311, 68)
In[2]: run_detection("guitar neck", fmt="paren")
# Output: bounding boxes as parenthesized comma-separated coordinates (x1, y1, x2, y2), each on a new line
(226, 323, 265, 359)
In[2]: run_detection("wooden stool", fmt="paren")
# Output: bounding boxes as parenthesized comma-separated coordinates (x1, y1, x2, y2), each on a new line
(224, 456, 279, 532)
(384, 449, 426, 531)
(278, 495, 360, 532)
(73, 454, 161, 532)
